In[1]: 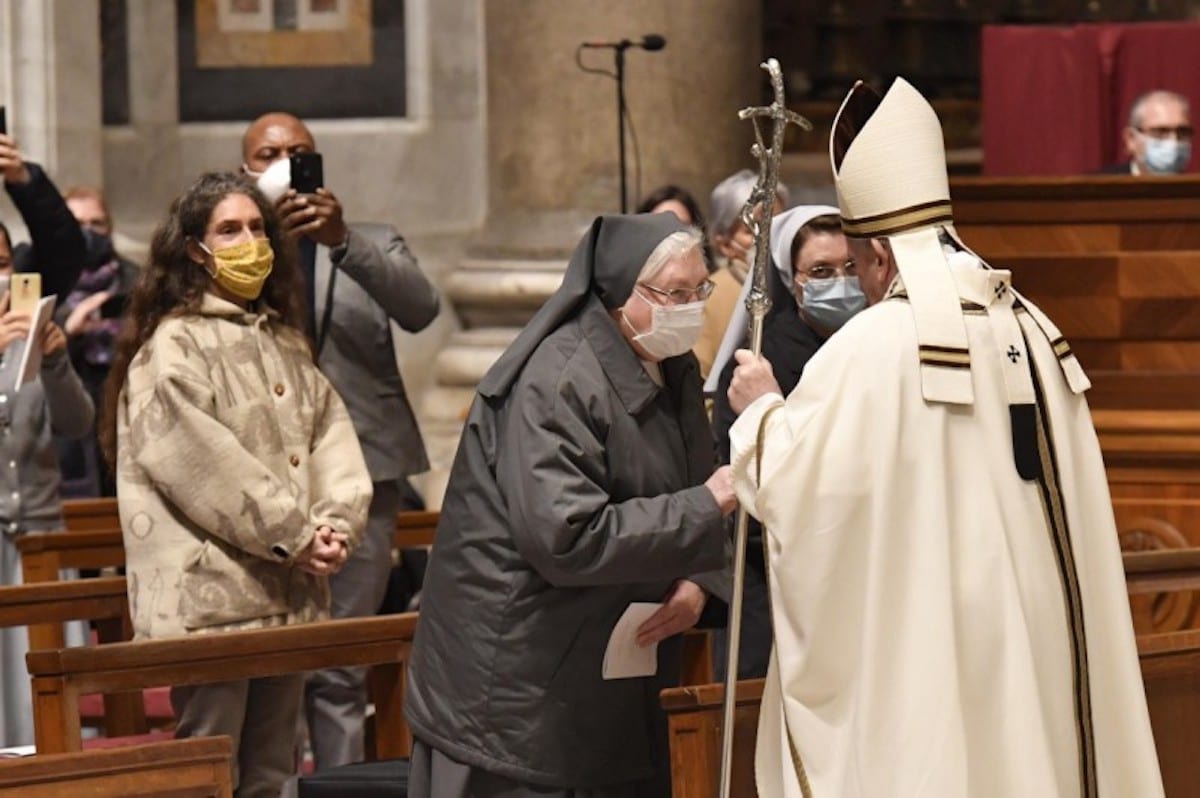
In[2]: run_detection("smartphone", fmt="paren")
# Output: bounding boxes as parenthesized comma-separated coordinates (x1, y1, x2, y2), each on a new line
(290, 151, 324, 194)
(0, 105, 7, 136)
(11, 273, 41, 315)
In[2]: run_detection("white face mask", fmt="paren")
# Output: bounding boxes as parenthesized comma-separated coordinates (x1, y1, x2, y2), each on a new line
(243, 158, 291, 203)
(623, 290, 706, 361)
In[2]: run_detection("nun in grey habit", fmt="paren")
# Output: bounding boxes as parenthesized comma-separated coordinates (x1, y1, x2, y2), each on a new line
(405, 213, 733, 798)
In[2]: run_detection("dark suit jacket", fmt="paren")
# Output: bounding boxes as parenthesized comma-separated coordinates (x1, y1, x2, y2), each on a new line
(314, 223, 438, 484)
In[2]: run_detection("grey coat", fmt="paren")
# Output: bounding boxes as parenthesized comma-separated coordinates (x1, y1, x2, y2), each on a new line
(406, 296, 729, 791)
(314, 223, 437, 483)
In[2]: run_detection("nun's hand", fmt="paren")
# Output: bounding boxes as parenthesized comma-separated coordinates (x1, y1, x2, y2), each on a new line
(636, 580, 707, 647)
(728, 349, 780, 414)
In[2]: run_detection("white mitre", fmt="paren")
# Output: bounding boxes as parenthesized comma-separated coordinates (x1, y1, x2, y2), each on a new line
(831, 77, 974, 405)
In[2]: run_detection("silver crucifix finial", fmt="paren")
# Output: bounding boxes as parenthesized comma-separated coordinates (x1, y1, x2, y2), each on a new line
(737, 59, 813, 336)
(718, 57, 813, 798)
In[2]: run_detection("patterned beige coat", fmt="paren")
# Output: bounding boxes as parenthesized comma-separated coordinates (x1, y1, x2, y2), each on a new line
(117, 294, 372, 640)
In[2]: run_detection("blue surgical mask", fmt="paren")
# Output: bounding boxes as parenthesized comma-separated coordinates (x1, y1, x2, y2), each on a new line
(799, 276, 866, 331)
(1142, 135, 1192, 174)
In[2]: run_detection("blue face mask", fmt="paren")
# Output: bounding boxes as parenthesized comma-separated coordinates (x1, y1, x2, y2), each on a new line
(1142, 135, 1192, 174)
(799, 276, 866, 332)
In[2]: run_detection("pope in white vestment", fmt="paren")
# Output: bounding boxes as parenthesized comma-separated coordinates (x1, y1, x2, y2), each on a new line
(728, 78, 1164, 798)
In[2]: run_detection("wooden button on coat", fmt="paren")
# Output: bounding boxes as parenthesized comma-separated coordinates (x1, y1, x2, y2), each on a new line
(289, 454, 300, 467)
(274, 383, 285, 396)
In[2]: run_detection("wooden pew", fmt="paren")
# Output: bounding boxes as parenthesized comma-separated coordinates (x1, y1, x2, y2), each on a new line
(661, 679, 762, 798)
(18, 529, 125, 585)
(25, 613, 417, 758)
(17, 531, 127, 652)
(60, 498, 123, 533)
(952, 176, 1200, 563)
(1125, 548, 1200, 596)
(0, 578, 145, 737)
(0, 736, 233, 797)
(0, 577, 130, 651)
(394, 510, 439, 549)
(21, 501, 438, 585)
(33, 504, 717, 684)
(1137, 629, 1200, 798)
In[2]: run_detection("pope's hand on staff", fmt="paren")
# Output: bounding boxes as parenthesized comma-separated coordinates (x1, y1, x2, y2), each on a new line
(728, 349, 781, 414)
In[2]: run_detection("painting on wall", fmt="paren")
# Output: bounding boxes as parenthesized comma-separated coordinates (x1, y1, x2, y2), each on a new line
(177, 0, 406, 122)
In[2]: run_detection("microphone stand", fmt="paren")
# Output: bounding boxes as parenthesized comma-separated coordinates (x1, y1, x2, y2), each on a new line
(615, 42, 629, 213)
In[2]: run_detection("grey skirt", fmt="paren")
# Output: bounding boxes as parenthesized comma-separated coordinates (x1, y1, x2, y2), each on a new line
(408, 740, 661, 798)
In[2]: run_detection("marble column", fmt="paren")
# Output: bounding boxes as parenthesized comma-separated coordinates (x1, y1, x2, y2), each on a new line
(0, 0, 103, 210)
(419, 0, 762, 505)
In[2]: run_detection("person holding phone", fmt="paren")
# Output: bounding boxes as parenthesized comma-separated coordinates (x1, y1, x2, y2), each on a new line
(0, 281, 95, 747)
(240, 111, 440, 773)
(0, 115, 87, 300)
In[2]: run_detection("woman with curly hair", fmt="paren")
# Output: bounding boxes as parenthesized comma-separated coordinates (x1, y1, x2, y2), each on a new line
(101, 171, 372, 797)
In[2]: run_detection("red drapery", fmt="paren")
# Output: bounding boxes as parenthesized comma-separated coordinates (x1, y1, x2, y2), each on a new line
(981, 22, 1200, 176)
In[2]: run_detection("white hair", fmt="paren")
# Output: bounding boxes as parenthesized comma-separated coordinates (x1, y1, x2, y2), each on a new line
(637, 228, 705, 285)
(708, 169, 791, 240)
(1128, 89, 1191, 128)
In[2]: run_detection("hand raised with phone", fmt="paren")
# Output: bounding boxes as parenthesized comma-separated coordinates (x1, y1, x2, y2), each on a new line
(0, 135, 31, 186)
(0, 292, 31, 355)
(274, 152, 349, 248)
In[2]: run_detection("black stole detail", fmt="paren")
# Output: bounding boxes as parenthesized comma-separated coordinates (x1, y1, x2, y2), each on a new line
(1028, 348, 1098, 798)
(1009, 403, 1042, 481)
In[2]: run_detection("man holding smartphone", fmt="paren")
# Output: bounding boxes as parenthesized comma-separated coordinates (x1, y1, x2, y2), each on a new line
(241, 111, 439, 773)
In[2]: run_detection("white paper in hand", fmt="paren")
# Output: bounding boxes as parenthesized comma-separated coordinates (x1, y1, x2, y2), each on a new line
(16, 295, 57, 389)
(602, 602, 663, 680)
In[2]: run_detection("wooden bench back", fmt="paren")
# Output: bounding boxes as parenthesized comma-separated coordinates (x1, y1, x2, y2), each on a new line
(25, 613, 418, 757)
(33, 503, 717, 683)
(0, 578, 129, 649)
(660, 679, 763, 798)
(22, 500, 439, 583)
(60, 498, 123, 533)
(0, 735, 233, 797)
(0, 578, 144, 738)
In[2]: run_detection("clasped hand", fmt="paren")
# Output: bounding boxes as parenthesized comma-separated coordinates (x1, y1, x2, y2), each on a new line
(294, 525, 349, 576)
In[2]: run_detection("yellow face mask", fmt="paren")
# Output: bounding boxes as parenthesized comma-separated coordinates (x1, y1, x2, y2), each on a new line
(199, 239, 274, 300)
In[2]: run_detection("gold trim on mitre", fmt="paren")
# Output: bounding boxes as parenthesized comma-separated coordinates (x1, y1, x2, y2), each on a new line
(840, 199, 955, 239)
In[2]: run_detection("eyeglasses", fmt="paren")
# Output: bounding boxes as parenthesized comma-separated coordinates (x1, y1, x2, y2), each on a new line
(1137, 125, 1194, 141)
(638, 279, 716, 305)
(796, 260, 857, 281)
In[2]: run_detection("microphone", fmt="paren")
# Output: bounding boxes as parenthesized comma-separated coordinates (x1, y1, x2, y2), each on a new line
(581, 33, 667, 51)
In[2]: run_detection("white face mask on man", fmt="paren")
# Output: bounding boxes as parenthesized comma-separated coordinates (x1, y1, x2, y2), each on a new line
(623, 289, 706, 361)
(243, 158, 291, 203)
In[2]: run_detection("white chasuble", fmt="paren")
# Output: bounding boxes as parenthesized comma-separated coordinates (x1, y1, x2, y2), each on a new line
(730, 262, 1163, 798)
